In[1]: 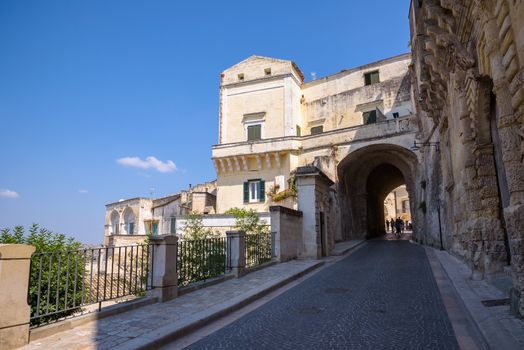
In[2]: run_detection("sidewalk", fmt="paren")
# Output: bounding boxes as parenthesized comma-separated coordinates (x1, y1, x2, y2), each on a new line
(431, 247, 524, 349)
(21, 260, 323, 350)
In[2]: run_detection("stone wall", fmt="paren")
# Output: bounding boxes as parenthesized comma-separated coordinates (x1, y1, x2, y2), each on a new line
(409, 0, 524, 315)
(270, 206, 303, 261)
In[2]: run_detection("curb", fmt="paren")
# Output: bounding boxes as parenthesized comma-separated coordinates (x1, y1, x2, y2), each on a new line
(330, 240, 366, 256)
(113, 261, 324, 350)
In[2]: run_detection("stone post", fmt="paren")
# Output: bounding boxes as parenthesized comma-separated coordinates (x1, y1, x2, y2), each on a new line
(0, 244, 35, 350)
(295, 166, 334, 259)
(226, 231, 246, 277)
(149, 235, 178, 302)
(270, 205, 302, 262)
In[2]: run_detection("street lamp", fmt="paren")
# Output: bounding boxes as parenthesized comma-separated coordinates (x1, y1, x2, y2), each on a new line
(411, 140, 440, 152)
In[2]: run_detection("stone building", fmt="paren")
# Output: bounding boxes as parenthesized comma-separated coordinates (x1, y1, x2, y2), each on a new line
(213, 53, 419, 257)
(213, 54, 414, 209)
(384, 185, 411, 224)
(103, 181, 216, 246)
(409, 0, 524, 316)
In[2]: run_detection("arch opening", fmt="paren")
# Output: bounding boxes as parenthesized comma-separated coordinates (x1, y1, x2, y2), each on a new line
(110, 210, 120, 235)
(123, 207, 135, 235)
(337, 144, 419, 240)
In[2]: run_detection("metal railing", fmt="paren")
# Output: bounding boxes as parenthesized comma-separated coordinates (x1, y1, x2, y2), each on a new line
(28, 244, 153, 326)
(177, 237, 228, 287)
(245, 232, 272, 268)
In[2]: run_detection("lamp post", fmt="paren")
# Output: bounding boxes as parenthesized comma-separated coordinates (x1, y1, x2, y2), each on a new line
(410, 140, 440, 152)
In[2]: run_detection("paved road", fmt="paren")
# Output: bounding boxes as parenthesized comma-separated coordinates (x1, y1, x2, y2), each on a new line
(185, 240, 460, 350)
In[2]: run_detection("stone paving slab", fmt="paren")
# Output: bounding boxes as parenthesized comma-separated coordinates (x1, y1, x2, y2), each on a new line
(432, 247, 524, 349)
(21, 260, 323, 350)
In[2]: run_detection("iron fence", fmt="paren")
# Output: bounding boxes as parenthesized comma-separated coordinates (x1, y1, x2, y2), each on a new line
(28, 244, 153, 326)
(177, 237, 228, 287)
(245, 232, 272, 268)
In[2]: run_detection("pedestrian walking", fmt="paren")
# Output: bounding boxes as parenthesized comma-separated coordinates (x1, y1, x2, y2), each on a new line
(386, 219, 390, 231)
(390, 218, 395, 233)
(395, 217, 403, 238)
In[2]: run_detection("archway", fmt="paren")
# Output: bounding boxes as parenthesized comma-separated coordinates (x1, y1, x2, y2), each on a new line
(337, 144, 419, 240)
(123, 207, 135, 235)
(110, 210, 120, 235)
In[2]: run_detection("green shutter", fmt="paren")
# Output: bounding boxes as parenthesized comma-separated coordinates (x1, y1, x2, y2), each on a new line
(243, 182, 249, 203)
(254, 125, 261, 140)
(170, 218, 176, 234)
(259, 180, 265, 202)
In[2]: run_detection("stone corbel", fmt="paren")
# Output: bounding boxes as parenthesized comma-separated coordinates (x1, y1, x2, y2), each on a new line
(265, 153, 271, 169)
(233, 156, 241, 172)
(274, 152, 281, 168)
(213, 159, 221, 174)
(256, 155, 262, 170)
(219, 158, 227, 173)
(226, 158, 233, 172)
(241, 156, 248, 171)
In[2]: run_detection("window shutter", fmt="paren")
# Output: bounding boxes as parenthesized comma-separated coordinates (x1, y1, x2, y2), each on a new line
(259, 180, 265, 202)
(243, 182, 249, 203)
(170, 218, 176, 234)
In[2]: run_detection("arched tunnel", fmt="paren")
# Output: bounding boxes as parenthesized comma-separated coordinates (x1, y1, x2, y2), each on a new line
(337, 144, 419, 240)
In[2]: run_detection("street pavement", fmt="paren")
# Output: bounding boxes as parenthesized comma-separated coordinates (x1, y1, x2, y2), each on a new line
(186, 240, 460, 350)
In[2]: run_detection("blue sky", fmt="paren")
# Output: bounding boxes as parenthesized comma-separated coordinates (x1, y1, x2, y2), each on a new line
(0, 0, 411, 244)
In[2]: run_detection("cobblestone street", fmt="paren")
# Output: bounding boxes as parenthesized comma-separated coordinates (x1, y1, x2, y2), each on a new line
(186, 240, 460, 350)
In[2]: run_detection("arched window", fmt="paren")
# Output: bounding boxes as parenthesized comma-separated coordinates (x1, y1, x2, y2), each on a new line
(123, 208, 135, 235)
(110, 210, 120, 235)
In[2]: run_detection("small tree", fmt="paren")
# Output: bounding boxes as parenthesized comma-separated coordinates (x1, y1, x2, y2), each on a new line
(178, 213, 223, 286)
(224, 207, 269, 235)
(225, 208, 271, 267)
(182, 212, 216, 239)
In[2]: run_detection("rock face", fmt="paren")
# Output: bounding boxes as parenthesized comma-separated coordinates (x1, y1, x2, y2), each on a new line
(409, 0, 524, 316)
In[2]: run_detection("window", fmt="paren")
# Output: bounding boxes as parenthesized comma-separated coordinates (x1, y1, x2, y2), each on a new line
(264, 68, 271, 76)
(247, 124, 262, 141)
(170, 217, 176, 234)
(393, 112, 400, 118)
(296, 125, 301, 136)
(364, 71, 380, 85)
(145, 221, 159, 235)
(126, 222, 134, 235)
(244, 179, 265, 203)
(237, 73, 244, 81)
(310, 126, 323, 135)
(363, 110, 377, 124)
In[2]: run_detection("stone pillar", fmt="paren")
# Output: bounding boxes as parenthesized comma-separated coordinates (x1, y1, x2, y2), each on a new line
(295, 166, 334, 259)
(270, 206, 302, 262)
(149, 235, 178, 302)
(0, 244, 35, 350)
(226, 231, 246, 277)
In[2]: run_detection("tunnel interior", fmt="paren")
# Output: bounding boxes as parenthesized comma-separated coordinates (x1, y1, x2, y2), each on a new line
(366, 164, 406, 237)
(337, 144, 418, 240)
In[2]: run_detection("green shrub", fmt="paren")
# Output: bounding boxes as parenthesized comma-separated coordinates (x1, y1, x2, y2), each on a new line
(0, 224, 85, 326)
(225, 207, 269, 235)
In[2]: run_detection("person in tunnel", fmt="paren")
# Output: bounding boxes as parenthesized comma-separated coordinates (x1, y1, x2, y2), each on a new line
(395, 217, 403, 238)
(390, 218, 395, 233)
(386, 219, 390, 232)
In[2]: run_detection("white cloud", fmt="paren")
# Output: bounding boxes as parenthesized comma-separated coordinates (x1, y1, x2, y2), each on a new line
(78, 189, 88, 194)
(0, 189, 19, 198)
(116, 156, 177, 173)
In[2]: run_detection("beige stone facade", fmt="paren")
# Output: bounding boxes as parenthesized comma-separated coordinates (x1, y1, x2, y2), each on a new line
(384, 185, 411, 223)
(103, 181, 216, 246)
(213, 54, 416, 216)
(409, 0, 524, 316)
